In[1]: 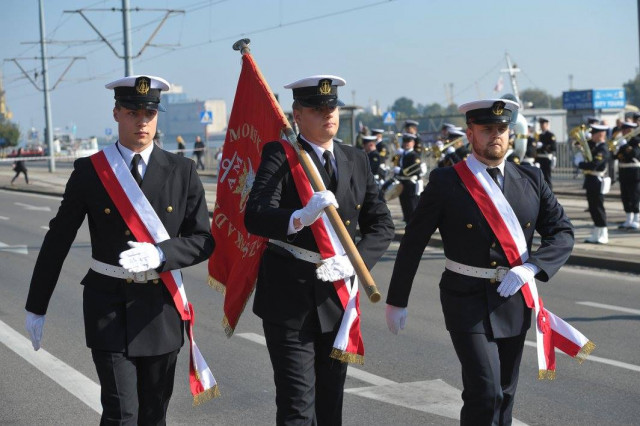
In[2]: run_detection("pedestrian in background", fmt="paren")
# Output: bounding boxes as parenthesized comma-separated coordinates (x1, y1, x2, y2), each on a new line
(176, 135, 186, 156)
(10, 147, 29, 184)
(386, 99, 574, 426)
(194, 135, 205, 170)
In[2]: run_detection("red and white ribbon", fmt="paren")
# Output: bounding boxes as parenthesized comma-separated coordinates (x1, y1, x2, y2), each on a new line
(454, 160, 594, 379)
(280, 141, 364, 363)
(91, 143, 219, 404)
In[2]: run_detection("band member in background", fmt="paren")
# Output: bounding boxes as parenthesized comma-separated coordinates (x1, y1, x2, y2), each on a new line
(575, 124, 611, 244)
(364, 135, 384, 188)
(245, 75, 394, 425)
(616, 122, 640, 229)
(522, 122, 538, 167)
(386, 98, 574, 426)
(535, 117, 556, 190)
(24, 75, 215, 423)
(394, 133, 425, 222)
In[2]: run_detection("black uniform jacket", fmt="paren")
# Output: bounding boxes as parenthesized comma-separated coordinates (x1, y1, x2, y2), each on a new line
(536, 131, 557, 154)
(25, 146, 214, 356)
(245, 138, 394, 333)
(617, 137, 640, 181)
(387, 161, 574, 338)
(578, 142, 610, 192)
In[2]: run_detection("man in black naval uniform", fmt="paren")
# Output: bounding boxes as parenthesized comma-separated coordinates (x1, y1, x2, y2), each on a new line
(385, 99, 574, 426)
(616, 122, 640, 229)
(576, 124, 611, 244)
(394, 133, 425, 222)
(535, 117, 556, 190)
(244, 75, 394, 425)
(363, 135, 384, 186)
(24, 75, 215, 424)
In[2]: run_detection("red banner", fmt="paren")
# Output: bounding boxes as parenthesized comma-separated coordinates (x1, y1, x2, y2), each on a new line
(208, 53, 287, 336)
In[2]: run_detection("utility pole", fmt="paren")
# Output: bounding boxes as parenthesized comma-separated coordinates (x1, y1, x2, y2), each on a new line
(122, 0, 133, 75)
(38, 0, 55, 172)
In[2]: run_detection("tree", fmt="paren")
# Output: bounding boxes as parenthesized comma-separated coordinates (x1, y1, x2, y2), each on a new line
(391, 97, 418, 118)
(0, 117, 20, 148)
(623, 74, 640, 107)
(520, 88, 562, 109)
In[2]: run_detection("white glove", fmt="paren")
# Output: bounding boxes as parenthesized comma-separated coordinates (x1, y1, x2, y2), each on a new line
(385, 304, 407, 334)
(293, 190, 338, 227)
(497, 264, 536, 298)
(25, 311, 45, 351)
(118, 241, 162, 273)
(536, 142, 543, 148)
(573, 152, 584, 167)
(393, 166, 401, 175)
(315, 255, 355, 282)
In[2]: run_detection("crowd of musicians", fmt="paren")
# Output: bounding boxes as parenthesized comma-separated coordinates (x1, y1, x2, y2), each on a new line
(356, 110, 640, 243)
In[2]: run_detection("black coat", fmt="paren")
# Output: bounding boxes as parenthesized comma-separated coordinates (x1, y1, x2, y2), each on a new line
(387, 161, 574, 338)
(578, 142, 610, 192)
(617, 137, 640, 182)
(25, 146, 214, 356)
(245, 138, 394, 333)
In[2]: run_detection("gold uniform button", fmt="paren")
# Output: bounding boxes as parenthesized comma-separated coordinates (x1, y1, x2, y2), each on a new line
(166, 206, 173, 213)
(104, 208, 111, 215)
(466, 223, 473, 229)
(356, 204, 361, 210)
(124, 230, 131, 236)
(490, 261, 497, 267)
(125, 278, 133, 284)
(489, 279, 496, 284)
(345, 220, 351, 226)
(525, 222, 531, 228)
(491, 242, 496, 248)
(152, 279, 159, 284)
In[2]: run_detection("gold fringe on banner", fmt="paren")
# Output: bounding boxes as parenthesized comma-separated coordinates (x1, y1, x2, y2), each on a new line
(538, 369, 556, 380)
(192, 385, 221, 407)
(222, 315, 235, 338)
(575, 341, 596, 364)
(330, 348, 364, 365)
(208, 275, 226, 294)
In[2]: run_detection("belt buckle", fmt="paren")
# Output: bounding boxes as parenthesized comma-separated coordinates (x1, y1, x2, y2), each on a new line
(133, 271, 148, 283)
(495, 266, 510, 282)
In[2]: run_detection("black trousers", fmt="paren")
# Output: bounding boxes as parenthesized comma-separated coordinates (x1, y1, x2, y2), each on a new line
(449, 332, 527, 426)
(263, 321, 348, 426)
(399, 182, 419, 222)
(619, 178, 640, 213)
(586, 189, 607, 226)
(537, 157, 552, 190)
(91, 349, 179, 426)
(11, 168, 28, 183)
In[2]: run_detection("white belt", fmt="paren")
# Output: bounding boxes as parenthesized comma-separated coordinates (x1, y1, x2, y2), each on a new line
(268, 239, 322, 263)
(536, 153, 554, 159)
(91, 258, 161, 283)
(583, 170, 606, 177)
(445, 258, 510, 282)
(618, 163, 640, 168)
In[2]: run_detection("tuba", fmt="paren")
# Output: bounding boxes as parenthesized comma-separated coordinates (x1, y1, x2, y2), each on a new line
(511, 110, 528, 161)
(569, 125, 593, 162)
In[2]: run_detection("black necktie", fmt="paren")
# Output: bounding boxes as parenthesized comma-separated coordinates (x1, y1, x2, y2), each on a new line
(323, 150, 337, 192)
(131, 154, 143, 186)
(486, 167, 502, 191)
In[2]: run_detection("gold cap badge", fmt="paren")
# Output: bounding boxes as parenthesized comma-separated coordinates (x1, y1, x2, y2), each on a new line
(318, 79, 332, 95)
(136, 77, 150, 95)
(491, 101, 505, 116)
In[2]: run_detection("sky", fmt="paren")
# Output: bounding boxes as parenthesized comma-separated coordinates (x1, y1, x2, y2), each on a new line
(1, 0, 639, 140)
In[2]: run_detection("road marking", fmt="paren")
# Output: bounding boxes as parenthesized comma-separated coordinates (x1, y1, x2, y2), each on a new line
(236, 332, 528, 424)
(524, 341, 640, 372)
(576, 301, 640, 316)
(0, 241, 28, 255)
(14, 202, 51, 212)
(0, 319, 101, 414)
(0, 216, 9, 220)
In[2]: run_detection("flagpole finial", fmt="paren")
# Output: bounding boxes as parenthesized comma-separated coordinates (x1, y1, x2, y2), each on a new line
(233, 38, 251, 55)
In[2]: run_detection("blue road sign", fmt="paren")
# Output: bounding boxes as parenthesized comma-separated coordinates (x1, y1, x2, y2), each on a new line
(200, 110, 213, 124)
(563, 88, 625, 110)
(382, 111, 396, 125)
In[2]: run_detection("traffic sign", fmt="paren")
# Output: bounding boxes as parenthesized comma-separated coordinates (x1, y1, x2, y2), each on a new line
(200, 110, 213, 124)
(382, 111, 396, 125)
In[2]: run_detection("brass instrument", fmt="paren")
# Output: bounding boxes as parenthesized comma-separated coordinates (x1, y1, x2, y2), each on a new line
(432, 136, 464, 159)
(569, 125, 593, 162)
(400, 161, 423, 176)
(606, 126, 640, 152)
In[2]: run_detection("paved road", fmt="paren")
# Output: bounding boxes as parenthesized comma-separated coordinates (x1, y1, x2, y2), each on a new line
(1, 189, 638, 425)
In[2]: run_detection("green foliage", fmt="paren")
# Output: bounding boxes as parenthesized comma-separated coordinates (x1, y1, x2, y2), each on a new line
(391, 96, 418, 119)
(0, 117, 20, 147)
(623, 74, 640, 107)
(520, 88, 562, 109)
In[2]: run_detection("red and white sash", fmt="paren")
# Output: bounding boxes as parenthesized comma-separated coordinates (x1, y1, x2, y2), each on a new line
(280, 141, 364, 364)
(91, 144, 219, 404)
(454, 160, 595, 379)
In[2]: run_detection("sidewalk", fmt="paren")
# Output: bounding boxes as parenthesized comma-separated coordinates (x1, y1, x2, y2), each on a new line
(2, 164, 638, 274)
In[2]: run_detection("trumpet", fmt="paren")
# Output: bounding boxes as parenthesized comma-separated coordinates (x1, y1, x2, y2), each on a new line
(400, 161, 424, 176)
(569, 125, 593, 162)
(606, 126, 640, 152)
(432, 136, 464, 159)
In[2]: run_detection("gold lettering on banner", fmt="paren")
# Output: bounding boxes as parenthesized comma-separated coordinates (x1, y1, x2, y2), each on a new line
(213, 211, 229, 229)
(227, 122, 262, 153)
